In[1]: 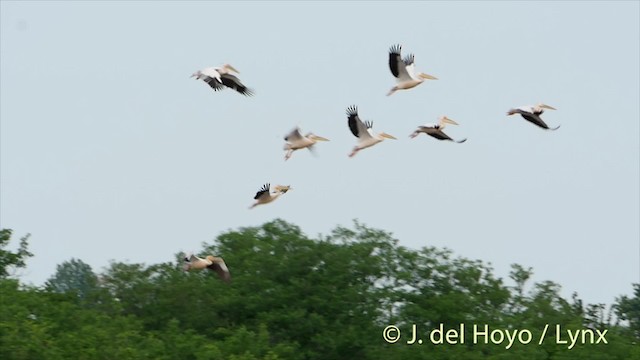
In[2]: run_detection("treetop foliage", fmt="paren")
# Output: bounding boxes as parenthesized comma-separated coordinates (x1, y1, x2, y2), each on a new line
(0, 229, 33, 279)
(0, 221, 637, 359)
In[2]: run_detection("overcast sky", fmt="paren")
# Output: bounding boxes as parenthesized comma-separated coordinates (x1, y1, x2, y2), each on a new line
(1, 1, 638, 306)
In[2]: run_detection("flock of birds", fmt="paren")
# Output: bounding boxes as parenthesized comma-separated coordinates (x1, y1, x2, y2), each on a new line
(181, 44, 560, 282)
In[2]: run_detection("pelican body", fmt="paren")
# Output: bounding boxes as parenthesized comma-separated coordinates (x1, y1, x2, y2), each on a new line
(183, 253, 231, 282)
(410, 116, 467, 143)
(283, 127, 329, 160)
(250, 183, 291, 209)
(191, 64, 254, 96)
(507, 103, 559, 130)
(387, 44, 437, 96)
(346, 105, 396, 157)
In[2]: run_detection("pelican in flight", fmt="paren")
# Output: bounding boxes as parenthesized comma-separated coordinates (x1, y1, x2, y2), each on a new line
(183, 253, 231, 283)
(191, 64, 254, 96)
(283, 127, 329, 161)
(346, 105, 396, 158)
(507, 103, 559, 130)
(387, 44, 438, 96)
(410, 116, 467, 143)
(250, 183, 291, 209)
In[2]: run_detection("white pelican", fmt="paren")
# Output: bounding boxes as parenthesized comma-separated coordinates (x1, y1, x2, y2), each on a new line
(191, 64, 254, 96)
(346, 105, 396, 158)
(250, 183, 291, 209)
(283, 127, 329, 161)
(387, 44, 438, 96)
(183, 253, 231, 282)
(410, 116, 467, 143)
(507, 103, 559, 130)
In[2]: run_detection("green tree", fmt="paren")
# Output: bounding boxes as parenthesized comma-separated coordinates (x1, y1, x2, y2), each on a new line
(0, 280, 61, 359)
(45, 258, 98, 300)
(615, 283, 640, 339)
(0, 229, 33, 278)
(1, 221, 638, 359)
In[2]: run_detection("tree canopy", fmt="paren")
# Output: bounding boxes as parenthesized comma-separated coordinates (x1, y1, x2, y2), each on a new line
(0, 221, 637, 359)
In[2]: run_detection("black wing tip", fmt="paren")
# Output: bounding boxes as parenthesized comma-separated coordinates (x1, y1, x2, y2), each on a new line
(389, 44, 402, 54)
(204, 78, 224, 91)
(346, 105, 358, 116)
(364, 120, 373, 129)
(253, 183, 270, 199)
(404, 53, 415, 64)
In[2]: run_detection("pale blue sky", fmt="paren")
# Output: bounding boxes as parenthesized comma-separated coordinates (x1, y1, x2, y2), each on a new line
(1, 1, 638, 306)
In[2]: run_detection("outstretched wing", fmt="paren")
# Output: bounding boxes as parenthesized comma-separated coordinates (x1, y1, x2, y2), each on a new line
(284, 127, 303, 142)
(388, 44, 412, 81)
(428, 130, 454, 141)
(220, 74, 254, 96)
(203, 76, 225, 91)
(254, 183, 271, 200)
(346, 105, 372, 140)
(208, 258, 231, 283)
(403, 54, 419, 80)
(346, 105, 361, 137)
(388, 44, 403, 77)
(403, 53, 415, 66)
(521, 113, 548, 128)
(519, 111, 556, 130)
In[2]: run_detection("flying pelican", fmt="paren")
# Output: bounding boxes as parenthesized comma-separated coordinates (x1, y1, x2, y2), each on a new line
(183, 253, 231, 282)
(191, 64, 254, 96)
(283, 127, 330, 161)
(346, 105, 396, 158)
(410, 116, 467, 143)
(387, 44, 438, 96)
(507, 103, 559, 130)
(250, 183, 291, 209)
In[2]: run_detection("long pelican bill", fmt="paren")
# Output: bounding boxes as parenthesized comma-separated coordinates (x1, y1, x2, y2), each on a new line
(311, 135, 330, 141)
(380, 133, 397, 140)
(224, 64, 240, 73)
(442, 117, 459, 125)
(540, 104, 556, 110)
(419, 73, 438, 80)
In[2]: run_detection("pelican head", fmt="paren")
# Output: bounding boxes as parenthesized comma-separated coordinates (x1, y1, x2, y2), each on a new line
(419, 72, 438, 80)
(439, 116, 459, 128)
(222, 64, 240, 74)
(274, 185, 292, 193)
(308, 134, 330, 142)
(537, 103, 557, 111)
(206, 255, 215, 262)
(190, 71, 201, 79)
(379, 132, 397, 140)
